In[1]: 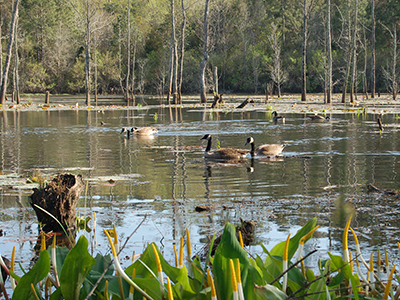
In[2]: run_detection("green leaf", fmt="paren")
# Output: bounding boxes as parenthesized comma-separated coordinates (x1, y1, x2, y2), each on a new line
(59, 235, 96, 300)
(12, 250, 51, 299)
(254, 283, 287, 300)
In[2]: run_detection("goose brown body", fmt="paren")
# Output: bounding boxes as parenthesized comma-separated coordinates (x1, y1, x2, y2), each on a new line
(307, 115, 330, 121)
(245, 137, 285, 157)
(201, 134, 249, 160)
(121, 126, 158, 137)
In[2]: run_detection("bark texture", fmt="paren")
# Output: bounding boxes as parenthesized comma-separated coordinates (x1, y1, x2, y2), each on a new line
(30, 173, 85, 233)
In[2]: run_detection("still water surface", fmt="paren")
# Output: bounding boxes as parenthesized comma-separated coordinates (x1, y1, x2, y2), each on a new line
(1, 104, 400, 274)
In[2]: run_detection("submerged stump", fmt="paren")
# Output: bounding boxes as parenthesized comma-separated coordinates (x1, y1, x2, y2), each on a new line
(30, 173, 85, 234)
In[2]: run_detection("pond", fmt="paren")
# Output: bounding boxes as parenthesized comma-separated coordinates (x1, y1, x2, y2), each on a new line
(1, 96, 400, 289)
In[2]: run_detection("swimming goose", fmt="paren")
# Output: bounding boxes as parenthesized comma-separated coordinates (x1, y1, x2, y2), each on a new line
(272, 111, 285, 123)
(201, 134, 249, 160)
(245, 136, 285, 157)
(121, 126, 158, 137)
(307, 115, 330, 121)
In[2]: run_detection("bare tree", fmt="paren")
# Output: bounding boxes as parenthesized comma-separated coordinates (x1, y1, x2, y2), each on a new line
(177, 0, 186, 104)
(349, 0, 358, 103)
(370, 0, 376, 98)
(268, 23, 286, 98)
(13, 16, 20, 104)
(125, 0, 131, 105)
(200, 0, 210, 104)
(301, 0, 312, 101)
(167, 0, 177, 104)
(326, 0, 332, 103)
(381, 22, 398, 100)
(0, 0, 19, 105)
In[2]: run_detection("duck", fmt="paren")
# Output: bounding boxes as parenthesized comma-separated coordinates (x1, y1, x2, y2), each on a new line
(272, 111, 285, 123)
(245, 136, 285, 157)
(307, 115, 330, 121)
(201, 134, 249, 160)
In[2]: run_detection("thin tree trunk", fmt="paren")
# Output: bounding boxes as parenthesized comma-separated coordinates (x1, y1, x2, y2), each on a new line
(392, 25, 397, 100)
(0, 0, 19, 105)
(349, 0, 358, 103)
(177, 0, 186, 104)
(370, 0, 375, 98)
(94, 45, 98, 106)
(167, 0, 175, 105)
(200, 0, 210, 104)
(326, 0, 332, 104)
(173, 10, 178, 104)
(301, 0, 308, 102)
(214, 66, 218, 95)
(118, 23, 124, 96)
(363, 28, 368, 99)
(125, 0, 131, 105)
(131, 40, 136, 105)
(84, 0, 91, 106)
(13, 16, 19, 104)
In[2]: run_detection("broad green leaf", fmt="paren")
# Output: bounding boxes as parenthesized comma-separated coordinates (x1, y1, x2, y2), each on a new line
(12, 250, 51, 299)
(254, 283, 287, 300)
(59, 235, 96, 300)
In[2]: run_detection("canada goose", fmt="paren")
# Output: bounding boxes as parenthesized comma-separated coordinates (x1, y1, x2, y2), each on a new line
(307, 115, 330, 121)
(121, 127, 158, 137)
(377, 114, 384, 131)
(201, 134, 249, 160)
(272, 111, 285, 123)
(245, 136, 285, 157)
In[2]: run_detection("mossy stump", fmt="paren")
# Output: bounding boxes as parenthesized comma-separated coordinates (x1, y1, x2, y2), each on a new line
(30, 173, 85, 234)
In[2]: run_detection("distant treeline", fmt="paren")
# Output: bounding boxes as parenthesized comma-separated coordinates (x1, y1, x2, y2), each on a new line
(0, 0, 399, 97)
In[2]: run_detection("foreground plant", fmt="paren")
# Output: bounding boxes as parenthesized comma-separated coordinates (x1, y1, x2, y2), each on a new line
(7, 215, 400, 299)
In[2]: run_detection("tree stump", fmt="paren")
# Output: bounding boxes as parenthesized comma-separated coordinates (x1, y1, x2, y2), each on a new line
(30, 174, 85, 234)
(211, 93, 223, 108)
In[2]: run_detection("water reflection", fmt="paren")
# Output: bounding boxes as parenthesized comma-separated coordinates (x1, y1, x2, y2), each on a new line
(0, 108, 400, 272)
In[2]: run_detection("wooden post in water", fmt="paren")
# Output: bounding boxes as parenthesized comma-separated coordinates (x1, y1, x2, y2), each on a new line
(45, 91, 49, 104)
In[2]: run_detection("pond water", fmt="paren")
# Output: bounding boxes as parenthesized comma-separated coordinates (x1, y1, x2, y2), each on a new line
(1, 98, 400, 286)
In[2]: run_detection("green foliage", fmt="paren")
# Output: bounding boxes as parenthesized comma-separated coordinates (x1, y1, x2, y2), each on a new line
(9, 218, 397, 299)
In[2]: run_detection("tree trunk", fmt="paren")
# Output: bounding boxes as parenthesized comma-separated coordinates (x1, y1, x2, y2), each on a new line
(177, 0, 186, 104)
(370, 0, 375, 98)
(94, 45, 98, 106)
(301, 0, 308, 102)
(167, 0, 175, 105)
(200, 0, 210, 104)
(84, 0, 91, 106)
(130, 40, 136, 106)
(30, 174, 85, 234)
(392, 25, 397, 100)
(213, 66, 218, 95)
(326, 0, 332, 104)
(13, 16, 20, 105)
(0, 0, 19, 105)
(125, 0, 131, 105)
(173, 12, 178, 104)
(349, 0, 358, 103)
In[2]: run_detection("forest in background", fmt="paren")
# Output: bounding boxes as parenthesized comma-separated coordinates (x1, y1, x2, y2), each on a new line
(0, 0, 399, 104)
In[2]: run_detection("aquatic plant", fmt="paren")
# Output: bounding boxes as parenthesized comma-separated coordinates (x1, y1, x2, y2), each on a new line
(4, 215, 400, 299)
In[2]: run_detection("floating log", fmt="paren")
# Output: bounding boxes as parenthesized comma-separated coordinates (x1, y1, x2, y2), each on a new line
(236, 98, 254, 109)
(30, 173, 85, 234)
(367, 184, 400, 198)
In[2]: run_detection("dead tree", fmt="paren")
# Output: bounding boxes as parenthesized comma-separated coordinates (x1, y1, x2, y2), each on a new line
(0, 0, 19, 105)
(211, 93, 223, 108)
(200, 0, 210, 103)
(30, 174, 85, 234)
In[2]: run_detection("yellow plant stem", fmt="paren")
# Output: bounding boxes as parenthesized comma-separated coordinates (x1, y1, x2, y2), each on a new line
(370, 253, 375, 291)
(343, 214, 353, 263)
(383, 265, 396, 300)
(10, 246, 15, 290)
(282, 233, 291, 292)
(186, 228, 192, 259)
(104, 280, 109, 299)
(167, 277, 174, 300)
(103, 229, 153, 300)
(173, 244, 178, 268)
(207, 268, 217, 300)
(296, 225, 319, 262)
(350, 227, 369, 271)
(238, 231, 244, 248)
(377, 250, 381, 281)
(230, 259, 239, 300)
(179, 236, 184, 268)
(30, 283, 40, 300)
(152, 243, 164, 299)
(236, 259, 244, 300)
